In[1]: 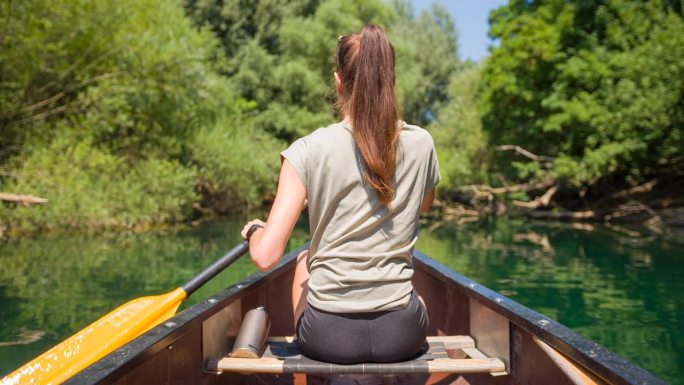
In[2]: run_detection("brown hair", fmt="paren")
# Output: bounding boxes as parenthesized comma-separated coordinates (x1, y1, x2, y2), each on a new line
(336, 25, 400, 208)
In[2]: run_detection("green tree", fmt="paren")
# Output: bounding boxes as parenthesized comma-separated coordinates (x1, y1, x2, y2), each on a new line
(1, 0, 467, 233)
(185, 0, 460, 140)
(481, 0, 684, 187)
(430, 63, 488, 189)
(392, 3, 459, 126)
(0, 0, 278, 233)
(184, 0, 318, 57)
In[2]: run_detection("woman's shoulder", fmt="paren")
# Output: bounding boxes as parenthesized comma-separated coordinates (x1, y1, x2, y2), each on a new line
(300, 121, 353, 145)
(399, 121, 436, 146)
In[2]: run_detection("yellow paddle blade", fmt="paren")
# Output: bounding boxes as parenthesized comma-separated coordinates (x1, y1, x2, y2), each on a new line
(2, 287, 187, 385)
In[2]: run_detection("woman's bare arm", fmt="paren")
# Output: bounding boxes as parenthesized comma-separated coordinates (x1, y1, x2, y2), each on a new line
(242, 159, 307, 271)
(420, 189, 435, 213)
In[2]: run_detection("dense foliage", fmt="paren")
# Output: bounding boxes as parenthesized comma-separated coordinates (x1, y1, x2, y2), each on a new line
(1, 0, 682, 234)
(481, 0, 684, 187)
(429, 63, 489, 188)
(0, 0, 459, 233)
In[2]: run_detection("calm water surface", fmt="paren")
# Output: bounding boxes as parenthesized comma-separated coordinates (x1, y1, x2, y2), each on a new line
(0, 219, 681, 383)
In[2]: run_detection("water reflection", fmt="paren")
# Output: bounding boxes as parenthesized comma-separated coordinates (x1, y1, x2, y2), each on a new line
(416, 219, 683, 384)
(0, 221, 308, 374)
(0, 219, 681, 384)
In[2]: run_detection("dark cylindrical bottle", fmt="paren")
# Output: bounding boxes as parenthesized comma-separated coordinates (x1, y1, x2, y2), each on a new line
(230, 306, 271, 358)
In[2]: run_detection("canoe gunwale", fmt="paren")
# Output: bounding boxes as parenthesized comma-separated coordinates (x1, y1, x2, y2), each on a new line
(66, 244, 665, 385)
(412, 250, 666, 385)
(64, 243, 309, 385)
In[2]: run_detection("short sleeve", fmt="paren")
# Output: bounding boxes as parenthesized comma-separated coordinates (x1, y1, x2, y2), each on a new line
(280, 137, 308, 190)
(425, 139, 441, 192)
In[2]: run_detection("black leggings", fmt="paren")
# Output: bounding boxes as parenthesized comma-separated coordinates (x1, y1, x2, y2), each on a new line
(295, 293, 429, 364)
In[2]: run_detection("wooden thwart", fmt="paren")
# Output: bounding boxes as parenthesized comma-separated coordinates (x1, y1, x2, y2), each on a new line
(206, 336, 506, 375)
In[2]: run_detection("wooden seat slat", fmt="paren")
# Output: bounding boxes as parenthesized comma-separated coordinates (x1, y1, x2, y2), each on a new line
(206, 335, 507, 375)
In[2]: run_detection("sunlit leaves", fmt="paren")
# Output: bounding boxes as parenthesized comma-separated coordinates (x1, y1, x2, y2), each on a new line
(429, 64, 488, 188)
(481, 0, 684, 185)
(0, 0, 271, 232)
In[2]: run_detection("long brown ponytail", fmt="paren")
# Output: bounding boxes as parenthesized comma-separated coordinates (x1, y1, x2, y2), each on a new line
(336, 25, 400, 208)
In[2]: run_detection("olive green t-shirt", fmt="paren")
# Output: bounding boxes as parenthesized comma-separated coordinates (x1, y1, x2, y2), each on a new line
(281, 121, 440, 313)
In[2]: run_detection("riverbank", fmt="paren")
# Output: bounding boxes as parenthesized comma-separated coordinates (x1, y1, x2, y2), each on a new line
(431, 174, 684, 237)
(2, 170, 683, 240)
(3, 195, 682, 241)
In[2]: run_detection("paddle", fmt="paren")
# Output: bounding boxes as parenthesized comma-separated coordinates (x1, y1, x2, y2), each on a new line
(3, 240, 250, 385)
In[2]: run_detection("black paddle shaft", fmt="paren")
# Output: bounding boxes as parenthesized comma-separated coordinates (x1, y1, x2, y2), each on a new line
(181, 240, 250, 296)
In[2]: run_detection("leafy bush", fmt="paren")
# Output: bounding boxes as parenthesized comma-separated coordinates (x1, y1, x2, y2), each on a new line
(430, 64, 489, 189)
(191, 116, 281, 213)
(0, 0, 282, 233)
(2, 134, 197, 232)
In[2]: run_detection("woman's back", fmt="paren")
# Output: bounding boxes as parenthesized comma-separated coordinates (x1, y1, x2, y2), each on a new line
(282, 120, 440, 313)
(242, 24, 439, 364)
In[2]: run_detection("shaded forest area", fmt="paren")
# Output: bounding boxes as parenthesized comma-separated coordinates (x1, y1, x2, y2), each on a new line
(1, 0, 682, 236)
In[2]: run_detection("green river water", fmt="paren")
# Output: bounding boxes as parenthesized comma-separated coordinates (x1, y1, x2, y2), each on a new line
(0, 219, 682, 383)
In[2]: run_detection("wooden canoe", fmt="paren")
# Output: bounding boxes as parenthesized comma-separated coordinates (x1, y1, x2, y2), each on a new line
(64, 244, 665, 385)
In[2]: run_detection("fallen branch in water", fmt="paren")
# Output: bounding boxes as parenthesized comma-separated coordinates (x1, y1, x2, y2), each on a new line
(436, 145, 682, 229)
(512, 184, 560, 209)
(424, 199, 480, 229)
(603, 200, 658, 222)
(460, 179, 554, 196)
(458, 180, 554, 210)
(609, 179, 659, 200)
(523, 209, 596, 220)
(456, 179, 555, 214)
(604, 222, 645, 238)
(0, 192, 48, 206)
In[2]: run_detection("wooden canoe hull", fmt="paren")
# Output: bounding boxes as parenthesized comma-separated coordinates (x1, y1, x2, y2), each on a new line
(65, 245, 665, 385)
